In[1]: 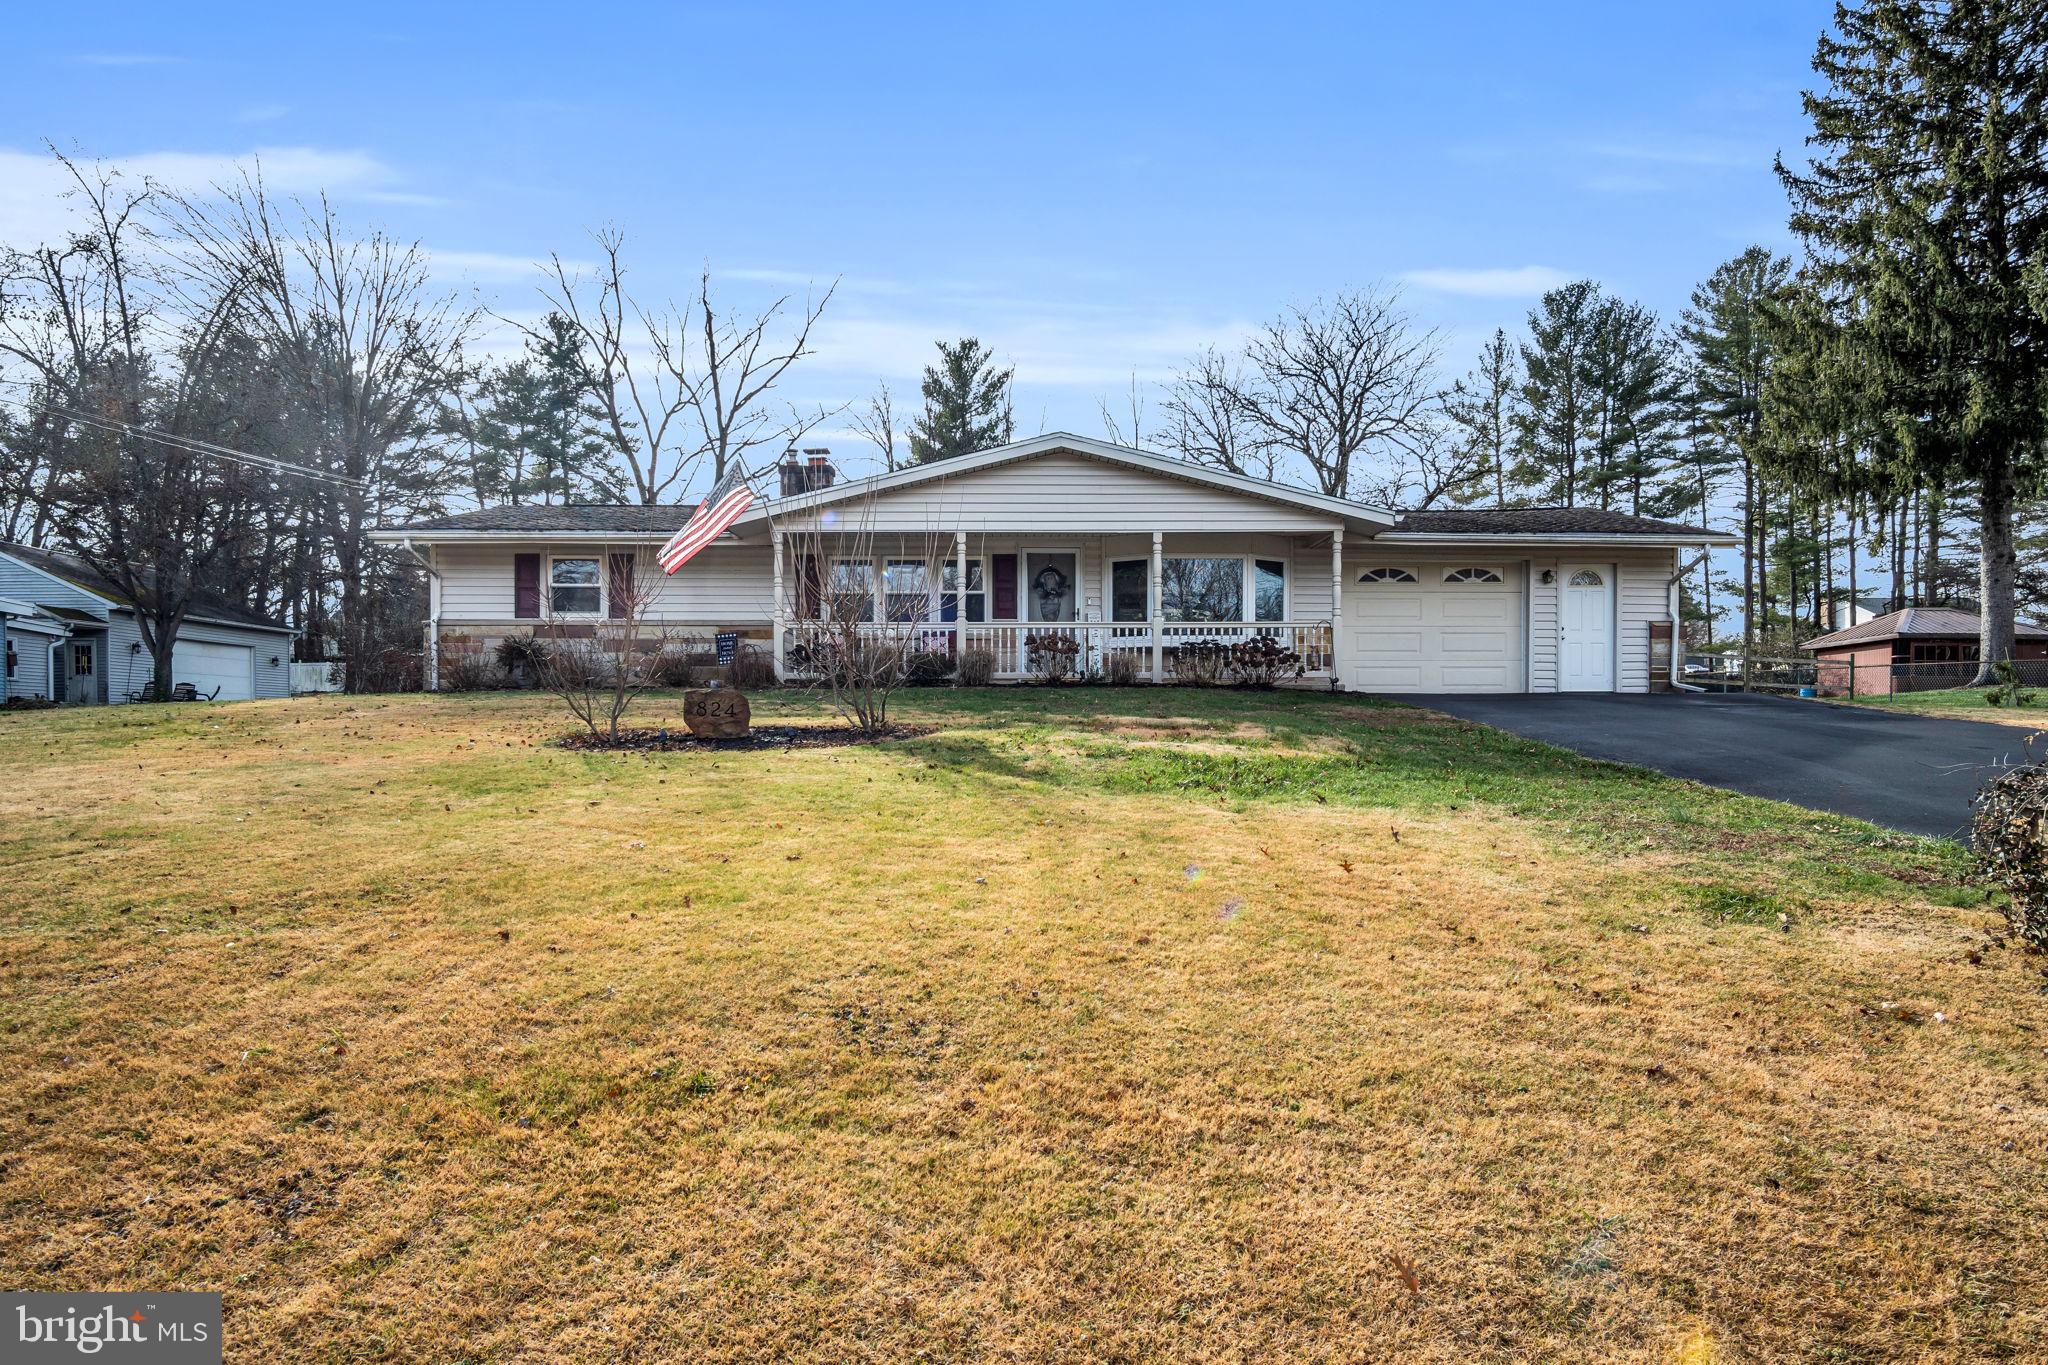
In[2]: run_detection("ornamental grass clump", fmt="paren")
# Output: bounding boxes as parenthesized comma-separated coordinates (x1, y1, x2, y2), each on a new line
(1974, 758, 2048, 947)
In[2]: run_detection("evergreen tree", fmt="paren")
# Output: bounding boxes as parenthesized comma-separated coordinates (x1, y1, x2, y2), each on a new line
(1442, 329, 1521, 507)
(1680, 247, 1792, 655)
(1514, 280, 1602, 505)
(907, 338, 1015, 464)
(1584, 298, 1676, 514)
(1778, 0, 2048, 682)
(472, 314, 617, 504)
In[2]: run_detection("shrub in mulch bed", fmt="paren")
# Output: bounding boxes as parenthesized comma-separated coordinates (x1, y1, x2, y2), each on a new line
(1975, 758, 2048, 948)
(558, 724, 930, 753)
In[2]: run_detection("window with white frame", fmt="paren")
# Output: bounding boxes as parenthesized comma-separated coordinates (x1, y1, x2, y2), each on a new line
(1443, 567, 1504, 584)
(549, 557, 602, 615)
(825, 560, 875, 622)
(940, 560, 986, 623)
(883, 559, 932, 622)
(1162, 557, 1243, 622)
(1253, 559, 1286, 621)
(1110, 559, 1149, 622)
(1357, 566, 1418, 584)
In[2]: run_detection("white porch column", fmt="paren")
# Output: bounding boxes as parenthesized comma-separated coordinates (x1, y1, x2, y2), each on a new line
(954, 530, 967, 675)
(424, 543, 442, 691)
(771, 526, 786, 682)
(1330, 527, 1344, 688)
(1150, 531, 1164, 683)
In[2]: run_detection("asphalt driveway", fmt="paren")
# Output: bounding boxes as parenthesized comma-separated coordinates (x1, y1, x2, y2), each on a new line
(1410, 691, 2040, 841)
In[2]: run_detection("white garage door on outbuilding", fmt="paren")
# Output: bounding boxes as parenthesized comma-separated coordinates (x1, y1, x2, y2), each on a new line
(1346, 561, 1525, 693)
(171, 639, 255, 701)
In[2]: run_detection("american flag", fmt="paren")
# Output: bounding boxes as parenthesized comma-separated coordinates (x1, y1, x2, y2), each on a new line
(658, 462, 756, 574)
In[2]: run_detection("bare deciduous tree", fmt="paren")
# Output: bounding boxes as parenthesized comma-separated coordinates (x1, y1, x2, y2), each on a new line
(166, 172, 477, 679)
(1230, 287, 1442, 498)
(1158, 347, 1274, 478)
(773, 490, 949, 733)
(850, 380, 901, 472)
(1359, 419, 1491, 511)
(534, 234, 837, 503)
(532, 547, 679, 742)
(1097, 370, 1147, 449)
(0, 151, 273, 697)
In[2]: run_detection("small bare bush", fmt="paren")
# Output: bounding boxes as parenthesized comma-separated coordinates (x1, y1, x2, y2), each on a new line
(1165, 640, 1230, 686)
(957, 648, 996, 687)
(1025, 632, 1082, 683)
(1103, 651, 1141, 686)
(1975, 759, 2048, 948)
(729, 642, 776, 689)
(439, 650, 505, 692)
(494, 635, 551, 689)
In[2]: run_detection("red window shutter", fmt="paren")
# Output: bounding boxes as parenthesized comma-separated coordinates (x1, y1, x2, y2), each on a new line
(513, 554, 541, 619)
(607, 554, 633, 619)
(798, 555, 821, 619)
(991, 554, 1018, 620)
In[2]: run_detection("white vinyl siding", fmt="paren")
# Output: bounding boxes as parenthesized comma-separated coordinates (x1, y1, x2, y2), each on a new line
(434, 543, 777, 625)
(835, 451, 1343, 534)
(1527, 550, 1679, 693)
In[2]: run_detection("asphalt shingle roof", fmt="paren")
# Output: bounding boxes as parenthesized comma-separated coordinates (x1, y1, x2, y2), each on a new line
(384, 504, 697, 533)
(0, 541, 291, 633)
(1802, 606, 2048, 651)
(1390, 507, 1722, 537)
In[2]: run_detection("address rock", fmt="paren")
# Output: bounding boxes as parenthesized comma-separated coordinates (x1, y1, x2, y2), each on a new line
(682, 687, 751, 739)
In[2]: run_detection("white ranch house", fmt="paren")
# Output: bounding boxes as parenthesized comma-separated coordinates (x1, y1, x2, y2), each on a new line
(370, 434, 1736, 694)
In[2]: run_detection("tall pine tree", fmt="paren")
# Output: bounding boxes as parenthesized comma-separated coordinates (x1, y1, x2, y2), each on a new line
(1515, 280, 1602, 506)
(1779, 0, 2048, 681)
(907, 338, 1015, 464)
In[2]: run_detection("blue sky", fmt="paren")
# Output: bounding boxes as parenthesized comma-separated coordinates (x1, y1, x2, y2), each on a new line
(3, 1, 1832, 485)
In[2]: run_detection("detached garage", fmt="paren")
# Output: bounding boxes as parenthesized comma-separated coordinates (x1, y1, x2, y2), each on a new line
(0, 541, 295, 704)
(171, 638, 257, 701)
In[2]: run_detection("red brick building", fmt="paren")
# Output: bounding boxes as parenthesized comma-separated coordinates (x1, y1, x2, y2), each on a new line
(1802, 607, 2048, 697)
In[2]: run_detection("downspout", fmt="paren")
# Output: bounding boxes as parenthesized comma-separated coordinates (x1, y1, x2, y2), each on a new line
(401, 538, 441, 691)
(1667, 548, 1709, 692)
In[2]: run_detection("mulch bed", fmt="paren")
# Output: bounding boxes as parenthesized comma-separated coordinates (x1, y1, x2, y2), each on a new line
(559, 724, 930, 753)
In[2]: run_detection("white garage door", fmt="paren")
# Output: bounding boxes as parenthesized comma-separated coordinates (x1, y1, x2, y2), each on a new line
(1346, 562, 1524, 693)
(171, 640, 255, 701)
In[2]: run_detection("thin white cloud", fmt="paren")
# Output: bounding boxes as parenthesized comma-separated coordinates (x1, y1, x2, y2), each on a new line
(74, 53, 181, 67)
(1400, 266, 1575, 298)
(0, 145, 438, 249)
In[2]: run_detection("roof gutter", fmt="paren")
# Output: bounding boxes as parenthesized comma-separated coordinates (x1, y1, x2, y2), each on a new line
(1376, 531, 1742, 548)
(400, 537, 441, 690)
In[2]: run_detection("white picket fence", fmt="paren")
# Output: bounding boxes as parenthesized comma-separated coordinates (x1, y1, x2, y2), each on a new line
(290, 661, 346, 694)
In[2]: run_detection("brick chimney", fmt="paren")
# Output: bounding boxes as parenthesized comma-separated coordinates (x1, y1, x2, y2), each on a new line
(779, 450, 807, 497)
(803, 448, 836, 490)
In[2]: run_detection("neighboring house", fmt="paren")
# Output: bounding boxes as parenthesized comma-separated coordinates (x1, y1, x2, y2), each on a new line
(1803, 606, 2048, 697)
(0, 542, 296, 704)
(369, 433, 1738, 695)
(1823, 592, 1891, 631)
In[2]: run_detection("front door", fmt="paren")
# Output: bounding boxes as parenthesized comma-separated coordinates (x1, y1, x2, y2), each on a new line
(67, 640, 97, 704)
(1022, 551, 1078, 622)
(1560, 566, 1614, 692)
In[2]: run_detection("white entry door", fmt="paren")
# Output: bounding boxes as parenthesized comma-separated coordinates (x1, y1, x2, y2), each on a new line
(1560, 566, 1614, 691)
(171, 640, 255, 701)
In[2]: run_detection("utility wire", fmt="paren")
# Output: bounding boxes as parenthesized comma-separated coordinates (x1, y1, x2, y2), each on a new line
(0, 385, 371, 492)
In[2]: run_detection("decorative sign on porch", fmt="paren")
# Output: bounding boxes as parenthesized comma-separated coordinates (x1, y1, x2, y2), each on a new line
(682, 687, 751, 739)
(715, 631, 738, 665)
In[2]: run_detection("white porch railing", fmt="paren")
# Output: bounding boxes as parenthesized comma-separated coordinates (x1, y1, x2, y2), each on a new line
(780, 620, 1333, 682)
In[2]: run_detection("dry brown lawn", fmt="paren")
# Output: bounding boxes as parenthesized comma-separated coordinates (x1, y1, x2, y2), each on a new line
(2, 688, 2044, 1362)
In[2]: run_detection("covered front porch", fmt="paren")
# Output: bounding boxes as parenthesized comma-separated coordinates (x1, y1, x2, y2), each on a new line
(768, 527, 1344, 685)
